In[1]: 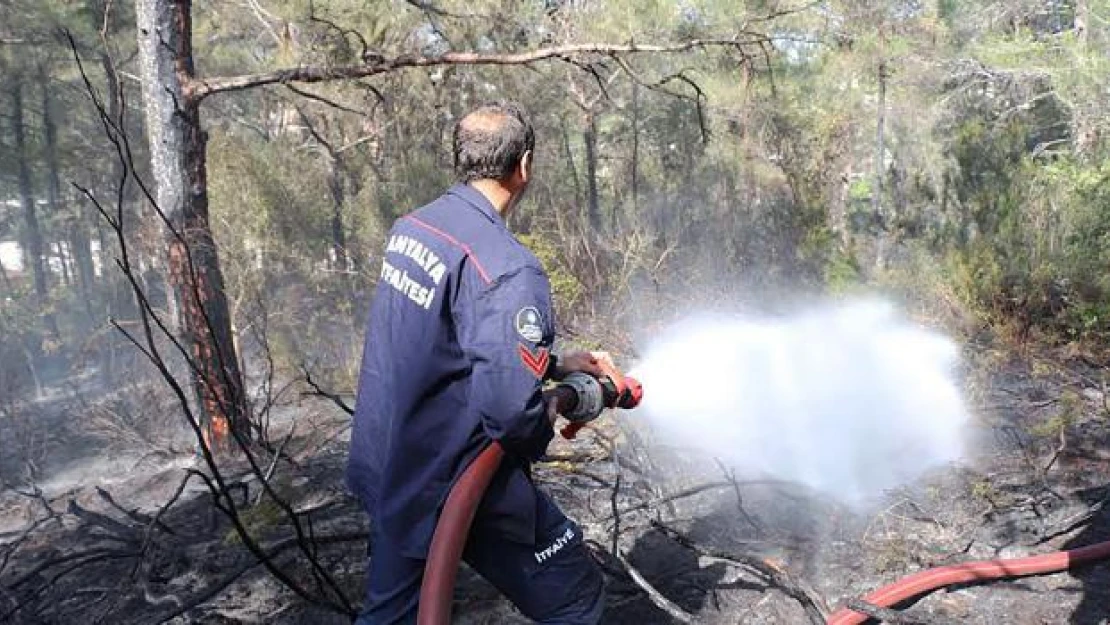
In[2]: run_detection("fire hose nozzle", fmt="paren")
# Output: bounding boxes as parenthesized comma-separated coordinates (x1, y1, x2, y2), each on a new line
(558, 365, 642, 440)
(620, 376, 644, 410)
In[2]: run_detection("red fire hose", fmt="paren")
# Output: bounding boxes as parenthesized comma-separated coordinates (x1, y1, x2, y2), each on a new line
(417, 441, 506, 625)
(827, 539, 1110, 624)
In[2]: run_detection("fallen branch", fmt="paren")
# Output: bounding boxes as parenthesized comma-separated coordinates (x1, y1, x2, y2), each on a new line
(844, 598, 960, 625)
(95, 487, 174, 535)
(605, 481, 732, 519)
(0, 550, 139, 622)
(609, 478, 809, 520)
(151, 554, 290, 624)
(68, 500, 140, 543)
(651, 520, 828, 625)
(151, 530, 366, 624)
(616, 552, 695, 624)
(0, 511, 62, 577)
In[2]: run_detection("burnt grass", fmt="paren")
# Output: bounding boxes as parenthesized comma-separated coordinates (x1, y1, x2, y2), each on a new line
(3, 346, 1110, 624)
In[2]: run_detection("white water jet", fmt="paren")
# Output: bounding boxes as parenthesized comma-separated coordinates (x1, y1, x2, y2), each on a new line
(629, 298, 971, 505)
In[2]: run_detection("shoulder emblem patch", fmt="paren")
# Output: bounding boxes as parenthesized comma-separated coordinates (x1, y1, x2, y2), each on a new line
(518, 344, 550, 379)
(515, 306, 544, 343)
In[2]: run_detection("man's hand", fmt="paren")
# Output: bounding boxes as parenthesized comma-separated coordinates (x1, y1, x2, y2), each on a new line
(542, 385, 578, 425)
(554, 350, 614, 380)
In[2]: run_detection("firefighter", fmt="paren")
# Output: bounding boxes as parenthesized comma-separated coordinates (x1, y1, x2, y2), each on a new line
(347, 101, 607, 624)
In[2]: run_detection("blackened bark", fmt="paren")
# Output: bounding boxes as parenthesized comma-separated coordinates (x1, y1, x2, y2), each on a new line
(136, 0, 248, 448)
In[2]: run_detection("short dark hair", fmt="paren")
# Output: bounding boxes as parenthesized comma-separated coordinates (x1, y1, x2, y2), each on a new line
(452, 101, 535, 183)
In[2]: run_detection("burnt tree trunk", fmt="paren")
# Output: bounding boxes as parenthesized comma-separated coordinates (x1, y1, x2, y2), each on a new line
(136, 0, 247, 449)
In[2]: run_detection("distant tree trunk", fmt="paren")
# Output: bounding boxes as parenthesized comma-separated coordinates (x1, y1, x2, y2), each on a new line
(0, 257, 12, 293)
(136, 0, 248, 450)
(41, 68, 97, 308)
(561, 119, 583, 214)
(628, 80, 640, 227)
(873, 59, 889, 269)
(1075, 0, 1089, 42)
(12, 81, 50, 301)
(56, 241, 73, 287)
(583, 112, 601, 230)
(1072, 0, 1097, 156)
(328, 162, 348, 271)
(832, 163, 853, 251)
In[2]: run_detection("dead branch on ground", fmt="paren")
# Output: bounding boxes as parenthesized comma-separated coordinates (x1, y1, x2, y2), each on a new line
(615, 552, 695, 624)
(843, 597, 961, 625)
(650, 520, 829, 625)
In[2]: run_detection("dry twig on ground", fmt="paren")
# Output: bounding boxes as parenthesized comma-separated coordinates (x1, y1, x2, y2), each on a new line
(844, 597, 962, 625)
(650, 520, 828, 625)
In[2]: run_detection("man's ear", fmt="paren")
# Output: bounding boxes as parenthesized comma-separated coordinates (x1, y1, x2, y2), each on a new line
(518, 150, 533, 184)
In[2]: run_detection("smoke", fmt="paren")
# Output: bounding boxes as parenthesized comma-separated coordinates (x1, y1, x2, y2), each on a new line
(628, 298, 971, 506)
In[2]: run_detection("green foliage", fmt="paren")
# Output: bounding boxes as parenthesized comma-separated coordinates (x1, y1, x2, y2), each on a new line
(5, 0, 1110, 408)
(824, 249, 862, 295)
(1030, 389, 1080, 440)
(518, 233, 584, 316)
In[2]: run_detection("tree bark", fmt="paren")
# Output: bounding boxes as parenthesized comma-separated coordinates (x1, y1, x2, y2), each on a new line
(41, 68, 97, 307)
(1072, 0, 1096, 156)
(0, 260, 12, 294)
(136, 0, 247, 449)
(561, 119, 583, 214)
(1075, 0, 1089, 43)
(12, 80, 50, 301)
(328, 160, 348, 271)
(584, 112, 601, 230)
(629, 80, 640, 227)
(873, 58, 889, 269)
(56, 241, 73, 287)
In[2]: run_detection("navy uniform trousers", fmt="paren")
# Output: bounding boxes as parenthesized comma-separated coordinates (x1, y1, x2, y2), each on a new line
(355, 487, 604, 624)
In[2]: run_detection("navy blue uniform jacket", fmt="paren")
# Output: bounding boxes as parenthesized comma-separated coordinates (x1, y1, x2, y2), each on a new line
(347, 184, 557, 559)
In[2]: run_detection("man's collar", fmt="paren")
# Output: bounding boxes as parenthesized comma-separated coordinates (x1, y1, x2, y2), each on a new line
(446, 183, 503, 225)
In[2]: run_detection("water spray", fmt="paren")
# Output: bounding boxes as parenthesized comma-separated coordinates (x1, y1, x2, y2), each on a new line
(629, 299, 970, 504)
(415, 298, 1110, 623)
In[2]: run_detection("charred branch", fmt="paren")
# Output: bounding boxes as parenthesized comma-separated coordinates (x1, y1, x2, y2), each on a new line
(301, 366, 355, 415)
(616, 552, 695, 624)
(650, 520, 829, 625)
(843, 598, 961, 625)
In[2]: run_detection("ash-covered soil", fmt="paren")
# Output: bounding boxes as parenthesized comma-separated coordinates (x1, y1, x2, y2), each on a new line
(3, 345, 1110, 624)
